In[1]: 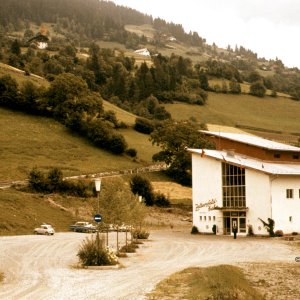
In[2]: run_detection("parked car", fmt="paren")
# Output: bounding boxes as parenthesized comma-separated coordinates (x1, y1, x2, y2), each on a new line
(34, 224, 55, 235)
(69, 221, 96, 233)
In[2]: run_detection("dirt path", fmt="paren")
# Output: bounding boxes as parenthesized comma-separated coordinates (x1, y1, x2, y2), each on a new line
(0, 230, 298, 300)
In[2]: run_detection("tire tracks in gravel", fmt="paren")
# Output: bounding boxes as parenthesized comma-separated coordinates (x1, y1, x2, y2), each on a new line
(0, 230, 297, 300)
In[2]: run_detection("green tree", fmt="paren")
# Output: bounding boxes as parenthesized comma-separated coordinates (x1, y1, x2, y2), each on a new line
(130, 175, 154, 206)
(250, 81, 266, 97)
(10, 39, 21, 56)
(150, 120, 215, 185)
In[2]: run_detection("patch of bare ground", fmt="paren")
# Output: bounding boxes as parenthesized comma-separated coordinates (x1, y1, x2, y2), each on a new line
(152, 181, 192, 201)
(145, 206, 192, 229)
(239, 262, 300, 300)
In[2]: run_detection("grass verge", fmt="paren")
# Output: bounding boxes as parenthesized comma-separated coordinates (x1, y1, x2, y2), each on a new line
(147, 265, 263, 300)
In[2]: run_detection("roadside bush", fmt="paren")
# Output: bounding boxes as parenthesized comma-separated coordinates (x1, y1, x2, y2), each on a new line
(77, 235, 118, 266)
(154, 192, 170, 207)
(292, 232, 298, 235)
(247, 225, 254, 236)
(132, 229, 150, 239)
(130, 175, 154, 206)
(275, 230, 284, 237)
(191, 226, 199, 234)
(120, 243, 138, 253)
(28, 167, 90, 197)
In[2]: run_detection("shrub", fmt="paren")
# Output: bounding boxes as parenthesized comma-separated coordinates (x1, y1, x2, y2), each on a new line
(132, 229, 150, 239)
(154, 192, 170, 207)
(120, 243, 138, 253)
(125, 148, 137, 158)
(77, 235, 118, 266)
(191, 226, 199, 234)
(130, 175, 154, 206)
(28, 168, 47, 192)
(292, 232, 298, 235)
(275, 230, 284, 237)
(134, 117, 154, 134)
(247, 225, 254, 236)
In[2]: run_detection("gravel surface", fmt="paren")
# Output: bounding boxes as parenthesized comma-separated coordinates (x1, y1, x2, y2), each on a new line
(0, 229, 298, 300)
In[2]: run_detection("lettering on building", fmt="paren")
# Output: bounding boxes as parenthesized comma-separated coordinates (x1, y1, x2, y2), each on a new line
(195, 199, 217, 211)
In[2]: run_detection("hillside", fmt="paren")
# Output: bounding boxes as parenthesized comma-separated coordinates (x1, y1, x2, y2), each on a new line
(0, 107, 159, 181)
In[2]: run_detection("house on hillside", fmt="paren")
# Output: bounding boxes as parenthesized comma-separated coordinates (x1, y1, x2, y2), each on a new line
(27, 32, 49, 49)
(134, 48, 150, 56)
(189, 131, 300, 236)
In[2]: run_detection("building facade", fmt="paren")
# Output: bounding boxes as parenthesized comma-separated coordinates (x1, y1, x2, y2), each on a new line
(189, 131, 300, 236)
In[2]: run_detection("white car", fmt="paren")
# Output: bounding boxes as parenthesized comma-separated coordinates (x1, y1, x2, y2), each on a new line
(34, 224, 55, 235)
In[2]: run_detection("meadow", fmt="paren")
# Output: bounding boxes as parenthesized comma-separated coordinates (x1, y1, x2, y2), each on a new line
(165, 92, 300, 139)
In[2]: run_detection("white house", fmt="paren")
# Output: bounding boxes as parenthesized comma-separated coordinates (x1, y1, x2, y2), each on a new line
(134, 48, 150, 56)
(189, 131, 300, 236)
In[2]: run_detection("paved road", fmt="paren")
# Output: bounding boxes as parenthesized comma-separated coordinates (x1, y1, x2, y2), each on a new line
(0, 230, 296, 300)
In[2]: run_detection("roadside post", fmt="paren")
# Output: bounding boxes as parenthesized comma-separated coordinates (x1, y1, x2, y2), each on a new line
(94, 178, 102, 263)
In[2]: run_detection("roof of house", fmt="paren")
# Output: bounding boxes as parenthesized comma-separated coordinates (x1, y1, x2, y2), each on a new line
(188, 148, 300, 175)
(201, 131, 300, 152)
(27, 33, 49, 44)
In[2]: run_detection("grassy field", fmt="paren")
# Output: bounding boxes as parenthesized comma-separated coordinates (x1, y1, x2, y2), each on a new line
(0, 188, 78, 235)
(147, 265, 263, 300)
(0, 107, 159, 181)
(165, 92, 300, 136)
(0, 62, 48, 88)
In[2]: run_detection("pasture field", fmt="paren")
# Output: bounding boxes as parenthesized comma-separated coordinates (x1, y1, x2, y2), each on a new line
(0, 107, 157, 181)
(165, 92, 300, 136)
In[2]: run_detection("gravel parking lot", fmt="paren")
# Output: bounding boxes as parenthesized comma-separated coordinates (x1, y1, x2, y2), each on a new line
(0, 229, 298, 300)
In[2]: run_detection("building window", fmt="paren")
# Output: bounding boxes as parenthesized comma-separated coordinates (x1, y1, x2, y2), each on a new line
(274, 153, 281, 158)
(289, 216, 293, 222)
(204, 216, 207, 221)
(293, 154, 299, 160)
(209, 216, 211, 221)
(213, 216, 216, 221)
(222, 162, 246, 207)
(200, 216, 202, 221)
(286, 189, 294, 199)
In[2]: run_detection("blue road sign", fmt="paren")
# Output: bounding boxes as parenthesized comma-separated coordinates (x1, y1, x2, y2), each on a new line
(94, 214, 102, 223)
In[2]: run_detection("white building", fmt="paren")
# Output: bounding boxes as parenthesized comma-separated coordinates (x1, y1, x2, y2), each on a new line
(134, 48, 150, 56)
(189, 131, 300, 236)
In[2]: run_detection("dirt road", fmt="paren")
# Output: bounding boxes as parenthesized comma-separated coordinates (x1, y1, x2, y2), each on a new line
(0, 229, 298, 300)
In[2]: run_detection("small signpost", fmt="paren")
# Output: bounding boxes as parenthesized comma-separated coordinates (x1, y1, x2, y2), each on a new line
(94, 214, 102, 223)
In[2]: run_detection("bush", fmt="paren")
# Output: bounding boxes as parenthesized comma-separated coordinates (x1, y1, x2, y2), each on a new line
(77, 235, 118, 266)
(132, 229, 150, 239)
(247, 225, 254, 236)
(130, 175, 154, 206)
(275, 230, 284, 237)
(154, 192, 170, 207)
(292, 232, 298, 235)
(191, 226, 199, 234)
(125, 148, 137, 158)
(134, 117, 154, 134)
(120, 243, 138, 253)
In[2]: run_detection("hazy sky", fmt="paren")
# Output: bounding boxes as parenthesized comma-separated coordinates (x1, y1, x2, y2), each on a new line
(112, 0, 300, 68)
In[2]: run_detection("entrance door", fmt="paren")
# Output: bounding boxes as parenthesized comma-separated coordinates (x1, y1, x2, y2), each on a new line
(232, 218, 238, 233)
(224, 217, 231, 235)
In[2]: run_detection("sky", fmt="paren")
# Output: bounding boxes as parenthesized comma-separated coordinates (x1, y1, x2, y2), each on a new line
(111, 0, 300, 68)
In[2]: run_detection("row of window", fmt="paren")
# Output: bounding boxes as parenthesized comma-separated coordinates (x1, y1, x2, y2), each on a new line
(274, 153, 299, 159)
(286, 189, 300, 199)
(199, 216, 216, 222)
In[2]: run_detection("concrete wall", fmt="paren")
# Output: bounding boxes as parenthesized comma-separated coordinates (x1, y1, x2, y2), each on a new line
(192, 153, 223, 234)
(271, 176, 300, 234)
(245, 169, 271, 235)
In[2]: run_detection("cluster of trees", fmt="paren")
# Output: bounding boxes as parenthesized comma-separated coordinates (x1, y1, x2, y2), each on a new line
(0, 0, 151, 43)
(28, 167, 91, 197)
(150, 120, 215, 185)
(0, 73, 128, 154)
(130, 175, 170, 207)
